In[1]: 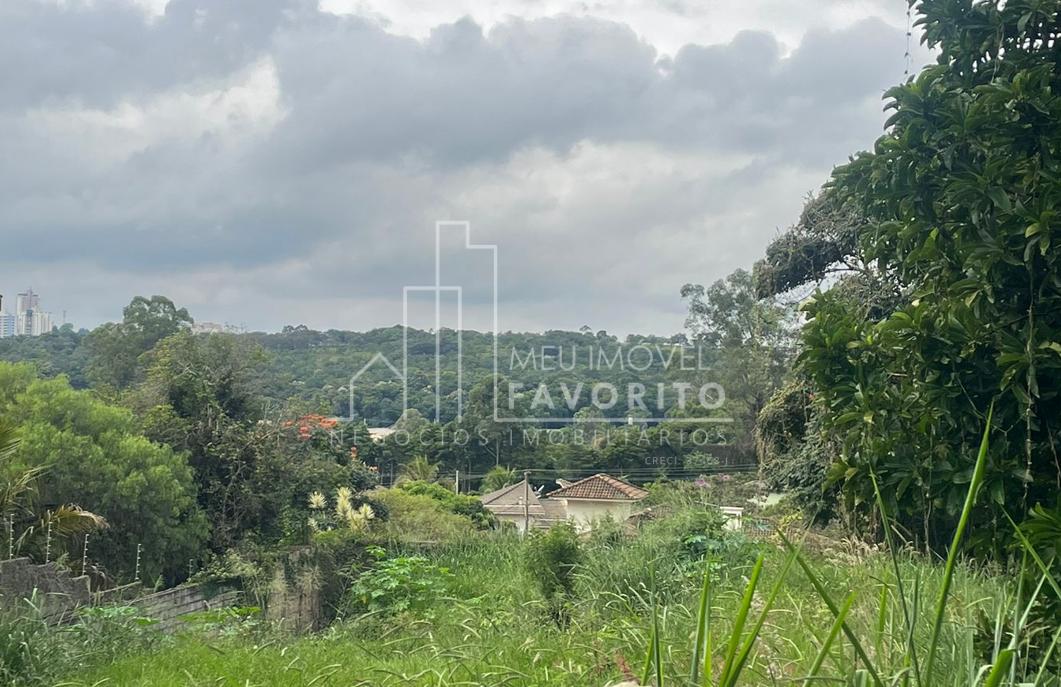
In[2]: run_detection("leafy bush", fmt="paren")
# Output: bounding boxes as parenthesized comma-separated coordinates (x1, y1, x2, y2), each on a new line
(367, 488, 479, 543)
(397, 480, 494, 528)
(799, 0, 1061, 552)
(526, 523, 581, 626)
(665, 508, 728, 560)
(346, 550, 453, 617)
(0, 363, 207, 582)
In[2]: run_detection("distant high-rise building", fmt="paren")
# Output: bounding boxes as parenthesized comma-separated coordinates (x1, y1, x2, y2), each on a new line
(31, 310, 52, 336)
(15, 289, 39, 316)
(0, 294, 9, 338)
(191, 321, 244, 334)
(9, 289, 54, 337)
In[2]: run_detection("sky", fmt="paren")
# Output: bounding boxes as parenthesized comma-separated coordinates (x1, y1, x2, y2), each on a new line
(0, 0, 932, 336)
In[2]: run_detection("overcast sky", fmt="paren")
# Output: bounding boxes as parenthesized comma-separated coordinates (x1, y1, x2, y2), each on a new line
(0, 0, 931, 335)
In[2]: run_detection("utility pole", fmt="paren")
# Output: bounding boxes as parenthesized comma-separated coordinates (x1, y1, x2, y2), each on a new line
(523, 470, 530, 535)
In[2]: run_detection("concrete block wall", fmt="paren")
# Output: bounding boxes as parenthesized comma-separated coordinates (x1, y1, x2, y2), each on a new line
(133, 584, 241, 632)
(0, 557, 92, 622)
(0, 557, 240, 631)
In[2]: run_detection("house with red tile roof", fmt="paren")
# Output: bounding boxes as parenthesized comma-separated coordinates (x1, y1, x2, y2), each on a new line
(543, 473, 648, 532)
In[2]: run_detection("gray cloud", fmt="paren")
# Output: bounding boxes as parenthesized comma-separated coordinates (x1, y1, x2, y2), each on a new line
(0, 0, 932, 334)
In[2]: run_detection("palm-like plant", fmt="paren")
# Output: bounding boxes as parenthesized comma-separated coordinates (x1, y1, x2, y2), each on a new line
(482, 466, 518, 493)
(398, 455, 440, 484)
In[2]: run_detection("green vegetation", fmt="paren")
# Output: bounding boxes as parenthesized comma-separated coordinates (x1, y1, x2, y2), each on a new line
(346, 548, 454, 617)
(40, 479, 1061, 686)
(0, 363, 203, 582)
(526, 522, 581, 626)
(754, 0, 1061, 553)
(0, 3, 1059, 686)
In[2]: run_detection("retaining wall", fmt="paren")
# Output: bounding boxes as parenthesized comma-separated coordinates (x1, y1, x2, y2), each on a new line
(0, 557, 92, 622)
(133, 584, 241, 632)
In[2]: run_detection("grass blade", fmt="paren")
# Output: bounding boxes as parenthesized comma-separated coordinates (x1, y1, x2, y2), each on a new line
(981, 648, 1014, 687)
(690, 556, 712, 686)
(725, 549, 798, 684)
(924, 401, 994, 682)
(870, 470, 923, 687)
(803, 591, 856, 686)
(1004, 510, 1061, 602)
(642, 623, 656, 687)
(717, 554, 764, 687)
(653, 600, 663, 687)
(1033, 622, 1061, 685)
(777, 528, 883, 687)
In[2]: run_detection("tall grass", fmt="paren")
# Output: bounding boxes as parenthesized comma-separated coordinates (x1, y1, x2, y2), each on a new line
(638, 402, 1059, 686)
(44, 407, 1061, 686)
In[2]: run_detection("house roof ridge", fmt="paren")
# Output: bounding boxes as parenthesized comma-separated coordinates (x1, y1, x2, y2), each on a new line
(545, 472, 648, 501)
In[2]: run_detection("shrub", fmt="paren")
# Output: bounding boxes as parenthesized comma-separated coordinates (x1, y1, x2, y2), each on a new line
(0, 365, 207, 582)
(525, 523, 581, 626)
(397, 480, 494, 528)
(368, 488, 478, 543)
(345, 550, 453, 617)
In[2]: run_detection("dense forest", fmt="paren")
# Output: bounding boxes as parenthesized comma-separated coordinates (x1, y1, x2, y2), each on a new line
(0, 321, 745, 426)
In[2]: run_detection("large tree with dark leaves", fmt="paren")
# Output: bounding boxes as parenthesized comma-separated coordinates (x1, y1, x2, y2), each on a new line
(800, 0, 1061, 551)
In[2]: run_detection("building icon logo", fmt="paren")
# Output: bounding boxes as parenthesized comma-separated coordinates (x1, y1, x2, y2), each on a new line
(346, 221, 727, 426)
(346, 221, 497, 424)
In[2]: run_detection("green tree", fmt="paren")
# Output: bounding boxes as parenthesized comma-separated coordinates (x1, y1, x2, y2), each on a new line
(798, 0, 1061, 549)
(136, 331, 374, 551)
(481, 465, 518, 493)
(681, 269, 793, 452)
(0, 363, 205, 581)
(86, 296, 192, 389)
(399, 455, 439, 483)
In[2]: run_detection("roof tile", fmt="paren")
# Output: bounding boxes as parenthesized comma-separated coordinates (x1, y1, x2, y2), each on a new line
(546, 473, 648, 501)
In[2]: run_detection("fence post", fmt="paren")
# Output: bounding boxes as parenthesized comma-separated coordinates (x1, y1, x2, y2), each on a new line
(44, 515, 52, 564)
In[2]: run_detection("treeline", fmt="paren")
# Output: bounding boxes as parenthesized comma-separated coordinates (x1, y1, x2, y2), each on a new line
(0, 293, 778, 587)
(1, 320, 716, 426)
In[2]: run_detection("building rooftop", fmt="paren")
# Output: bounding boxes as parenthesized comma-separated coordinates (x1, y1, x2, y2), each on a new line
(480, 478, 565, 518)
(546, 473, 649, 501)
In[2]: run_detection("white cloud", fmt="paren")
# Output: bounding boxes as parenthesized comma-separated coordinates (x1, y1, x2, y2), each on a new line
(318, 0, 912, 57)
(0, 0, 932, 335)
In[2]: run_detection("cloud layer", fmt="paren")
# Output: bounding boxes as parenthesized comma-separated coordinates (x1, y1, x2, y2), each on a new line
(0, 0, 931, 334)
